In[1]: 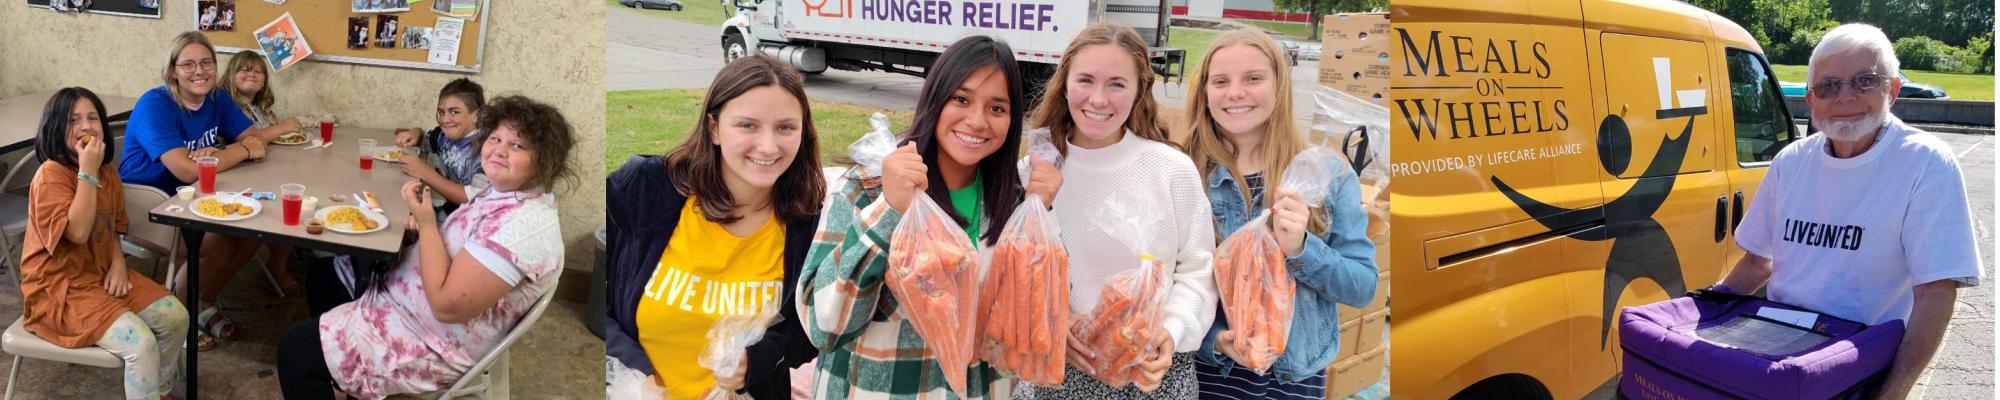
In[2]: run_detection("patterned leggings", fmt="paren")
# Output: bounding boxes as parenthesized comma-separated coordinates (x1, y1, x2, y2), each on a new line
(93, 297, 190, 400)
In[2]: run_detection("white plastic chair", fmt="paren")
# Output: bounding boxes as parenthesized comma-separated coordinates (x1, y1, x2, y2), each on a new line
(389, 282, 560, 400)
(2, 230, 124, 400)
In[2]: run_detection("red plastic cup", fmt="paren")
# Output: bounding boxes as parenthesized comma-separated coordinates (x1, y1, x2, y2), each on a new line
(358, 139, 376, 170)
(196, 156, 218, 194)
(280, 183, 305, 225)
(320, 121, 334, 143)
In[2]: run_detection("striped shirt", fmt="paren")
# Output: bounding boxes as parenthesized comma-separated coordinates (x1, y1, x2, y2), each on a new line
(1195, 361, 1326, 400)
(797, 168, 1012, 399)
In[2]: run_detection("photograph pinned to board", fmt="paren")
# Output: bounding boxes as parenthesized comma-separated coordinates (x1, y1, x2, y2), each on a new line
(426, 16, 462, 65)
(402, 26, 432, 49)
(48, 0, 89, 13)
(253, 13, 312, 71)
(198, 0, 235, 31)
(351, 0, 409, 13)
(430, 0, 476, 21)
(374, 15, 399, 48)
(347, 17, 370, 49)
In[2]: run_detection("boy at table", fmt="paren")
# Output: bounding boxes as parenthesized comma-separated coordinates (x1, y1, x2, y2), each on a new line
(119, 31, 302, 351)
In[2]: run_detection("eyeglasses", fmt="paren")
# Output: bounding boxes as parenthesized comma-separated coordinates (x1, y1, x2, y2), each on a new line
(175, 59, 218, 72)
(1809, 73, 1888, 99)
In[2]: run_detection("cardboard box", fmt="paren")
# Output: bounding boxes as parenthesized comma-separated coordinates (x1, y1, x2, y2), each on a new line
(1318, 13, 1390, 102)
(1359, 309, 1387, 353)
(1327, 345, 1387, 400)
(1336, 317, 1362, 360)
(1337, 270, 1391, 324)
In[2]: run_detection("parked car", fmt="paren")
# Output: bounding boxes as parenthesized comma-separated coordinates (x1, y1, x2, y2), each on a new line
(1299, 43, 1322, 60)
(1778, 74, 1947, 99)
(619, 0, 681, 11)
(1278, 40, 1300, 66)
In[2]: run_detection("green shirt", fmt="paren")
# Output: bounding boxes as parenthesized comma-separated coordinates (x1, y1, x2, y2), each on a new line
(948, 174, 983, 245)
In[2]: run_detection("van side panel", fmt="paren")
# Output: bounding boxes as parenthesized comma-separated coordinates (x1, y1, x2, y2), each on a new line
(1389, 0, 1601, 398)
(1392, 0, 1760, 398)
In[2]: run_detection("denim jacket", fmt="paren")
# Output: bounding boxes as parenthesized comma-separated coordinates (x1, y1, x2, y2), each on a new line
(1194, 160, 1378, 382)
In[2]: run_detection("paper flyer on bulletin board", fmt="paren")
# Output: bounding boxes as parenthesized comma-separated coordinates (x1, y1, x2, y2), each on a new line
(427, 17, 463, 65)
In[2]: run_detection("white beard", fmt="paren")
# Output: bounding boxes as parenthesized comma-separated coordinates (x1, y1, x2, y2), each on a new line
(1814, 110, 1887, 142)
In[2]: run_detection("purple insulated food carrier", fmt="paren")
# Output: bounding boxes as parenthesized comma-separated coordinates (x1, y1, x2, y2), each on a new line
(1618, 292, 1904, 400)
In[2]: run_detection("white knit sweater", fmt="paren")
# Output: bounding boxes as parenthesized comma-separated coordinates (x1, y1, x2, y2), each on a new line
(1050, 131, 1218, 352)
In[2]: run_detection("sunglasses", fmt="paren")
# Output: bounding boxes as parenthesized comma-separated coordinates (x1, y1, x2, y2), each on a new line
(1809, 73, 1889, 99)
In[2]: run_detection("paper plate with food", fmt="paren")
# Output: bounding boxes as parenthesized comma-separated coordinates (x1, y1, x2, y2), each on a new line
(272, 132, 311, 145)
(191, 195, 261, 221)
(373, 148, 413, 163)
(316, 205, 388, 234)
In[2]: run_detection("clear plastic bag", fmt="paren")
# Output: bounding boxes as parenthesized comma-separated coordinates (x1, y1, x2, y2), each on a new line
(1070, 196, 1171, 389)
(695, 302, 781, 400)
(885, 193, 982, 396)
(1014, 127, 1062, 187)
(1214, 146, 1340, 374)
(1312, 85, 1391, 250)
(979, 189, 1069, 384)
(847, 112, 901, 182)
(606, 356, 666, 400)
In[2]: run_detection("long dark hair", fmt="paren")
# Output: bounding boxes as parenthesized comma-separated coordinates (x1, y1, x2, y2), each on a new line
(663, 55, 826, 225)
(908, 35, 1026, 245)
(36, 87, 114, 172)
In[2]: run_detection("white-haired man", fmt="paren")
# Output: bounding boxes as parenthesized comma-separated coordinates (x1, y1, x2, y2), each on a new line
(1717, 23, 1981, 399)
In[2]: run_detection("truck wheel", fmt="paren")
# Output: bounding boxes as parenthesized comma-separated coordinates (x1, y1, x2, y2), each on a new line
(723, 33, 748, 63)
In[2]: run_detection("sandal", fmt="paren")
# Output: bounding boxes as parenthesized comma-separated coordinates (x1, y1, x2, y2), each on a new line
(195, 331, 217, 352)
(197, 306, 239, 340)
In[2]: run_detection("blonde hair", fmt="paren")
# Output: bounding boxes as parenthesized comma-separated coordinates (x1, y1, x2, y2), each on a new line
(1180, 29, 1327, 234)
(1028, 22, 1170, 155)
(224, 51, 275, 116)
(162, 31, 217, 105)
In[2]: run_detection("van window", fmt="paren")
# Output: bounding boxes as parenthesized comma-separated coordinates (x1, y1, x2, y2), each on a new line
(1726, 49, 1793, 163)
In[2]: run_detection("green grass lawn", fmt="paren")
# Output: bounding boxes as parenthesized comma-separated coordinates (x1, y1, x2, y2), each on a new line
(605, 0, 732, 27)
(1235, 19, 1313, 39)
(607, 88, 917, 172)
(1771, 64, 1993, 101)
(1168, 28, 1222, 76)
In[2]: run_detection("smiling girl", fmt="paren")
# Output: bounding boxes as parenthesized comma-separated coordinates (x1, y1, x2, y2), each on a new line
(604, 55, 826, 400)
(797, 35, 1059, 399)
(1180, 29, 1377, 400)
(1025, 21, 1217, 399)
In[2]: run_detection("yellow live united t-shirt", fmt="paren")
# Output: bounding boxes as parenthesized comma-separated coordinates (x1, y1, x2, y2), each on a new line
(636, 199, 786, 400)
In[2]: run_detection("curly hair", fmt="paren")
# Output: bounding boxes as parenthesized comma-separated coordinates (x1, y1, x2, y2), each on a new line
(475, 95, 575, 192)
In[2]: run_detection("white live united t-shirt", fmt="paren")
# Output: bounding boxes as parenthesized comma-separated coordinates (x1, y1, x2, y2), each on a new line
(1736, 116, 1982, 325)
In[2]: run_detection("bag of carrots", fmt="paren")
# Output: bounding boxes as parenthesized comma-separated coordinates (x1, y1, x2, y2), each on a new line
(978, 137, 1069, 384)
(1213, 145, 1338, 374)
(886, 193, 982, 396)
(844, 112, 901, 188)
(1070, 198, 1172, 389)
(696, 302, 781, 400)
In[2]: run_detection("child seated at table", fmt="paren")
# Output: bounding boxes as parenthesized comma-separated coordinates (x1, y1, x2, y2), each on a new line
(276, 95, 574, 399)
(219, 50, 307, 295)
(23, 87, 190, 400)
(393, 78, 488, 221)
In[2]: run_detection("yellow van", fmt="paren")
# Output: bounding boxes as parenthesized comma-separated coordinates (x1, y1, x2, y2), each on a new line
(1387, 0, 1800, 397)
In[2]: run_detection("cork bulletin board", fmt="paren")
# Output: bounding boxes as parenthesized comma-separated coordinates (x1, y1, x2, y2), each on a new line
(24, 0, 162, 19)
(198, 0, 489, 73)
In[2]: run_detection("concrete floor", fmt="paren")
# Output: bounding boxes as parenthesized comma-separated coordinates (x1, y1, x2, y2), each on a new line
(0, 249, 604, 399)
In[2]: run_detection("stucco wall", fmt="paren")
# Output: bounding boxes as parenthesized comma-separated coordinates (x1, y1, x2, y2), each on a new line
(0, 1, 608, 272)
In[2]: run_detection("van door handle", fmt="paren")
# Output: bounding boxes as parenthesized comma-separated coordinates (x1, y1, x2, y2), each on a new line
(1731, 190, 1746, 232)
(1714, 195, 1729, 242)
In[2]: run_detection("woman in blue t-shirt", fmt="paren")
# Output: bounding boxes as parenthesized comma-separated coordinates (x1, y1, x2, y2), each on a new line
(120, 31, 301, 351)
